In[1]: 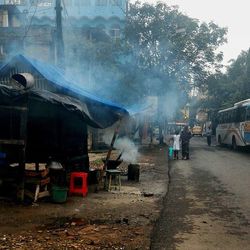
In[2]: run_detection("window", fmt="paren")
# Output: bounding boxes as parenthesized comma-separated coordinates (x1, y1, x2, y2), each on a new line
(225, 111, 230, 123)
(219, 113, 224, 124)
(4, 0, 26, 4)
(110, 28, 120, 40)
(0, 10, 8, 27)
(96, 24, 106, 31)
(109, 0, 121, 6)
(218, 108, 248, 124)
(238, 107, 246, 122)
(95, 0, 107, 6)
(246, 108, 250, 121)
(31, 0, 52, 7)
(38, 0, 53, 7)
(218, 111, 229, 124)
(230, 109, 236, 123)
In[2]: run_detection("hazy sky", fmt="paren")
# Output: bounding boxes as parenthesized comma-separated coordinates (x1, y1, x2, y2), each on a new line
(141, 0, 250, 65)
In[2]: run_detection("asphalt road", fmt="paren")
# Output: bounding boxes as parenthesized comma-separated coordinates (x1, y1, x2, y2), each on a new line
(151, 136, 250, 250)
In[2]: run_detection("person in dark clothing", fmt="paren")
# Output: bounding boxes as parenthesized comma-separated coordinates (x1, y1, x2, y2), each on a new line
(180, 125, 192, 160)
(206, 125, 212, 146)
(148, 125, 153, 144)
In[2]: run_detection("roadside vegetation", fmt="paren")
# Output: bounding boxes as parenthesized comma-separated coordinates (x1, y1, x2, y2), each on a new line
(200, 48, 250, 110)
(66, 1, 227, 111)
(67, 1, 250, 125)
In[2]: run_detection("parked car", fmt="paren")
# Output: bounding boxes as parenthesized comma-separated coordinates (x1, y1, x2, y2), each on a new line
(192, 125, 203, 136)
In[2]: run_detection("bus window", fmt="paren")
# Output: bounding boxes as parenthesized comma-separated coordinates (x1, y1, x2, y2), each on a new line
(220, 112, 224, 124)
(224, 111, 229, 123)
(246, 108, 250, 121)
(239, 107, 246, 122)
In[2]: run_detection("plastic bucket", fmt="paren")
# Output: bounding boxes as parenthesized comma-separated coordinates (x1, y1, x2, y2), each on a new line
(51, 185, 68, 203)
(168, 147, 173, 158)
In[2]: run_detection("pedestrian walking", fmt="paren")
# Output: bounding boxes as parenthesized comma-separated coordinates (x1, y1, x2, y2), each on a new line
(180, 125, 192, 160)
(206, 125, 212, 146)
(172, 131, 181, 159)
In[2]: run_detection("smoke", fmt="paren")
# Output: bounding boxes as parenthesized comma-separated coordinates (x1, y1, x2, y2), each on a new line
(158, 91, 180, 120)
(102, 126, 139, 164)
(2, 1, 190, 127)
(114, 137, 139, 163)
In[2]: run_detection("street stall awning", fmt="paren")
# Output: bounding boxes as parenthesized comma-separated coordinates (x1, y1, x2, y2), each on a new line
(0, 54, 129, 129)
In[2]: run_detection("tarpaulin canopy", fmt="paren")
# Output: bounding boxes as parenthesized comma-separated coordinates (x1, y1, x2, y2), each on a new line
(0, 54, 129, 128)
(126, 102, 153, 116)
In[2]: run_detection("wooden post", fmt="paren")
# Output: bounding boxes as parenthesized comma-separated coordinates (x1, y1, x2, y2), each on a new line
(98, 119, 122, 191)
(104, 119, 122, 171)
(16, 99, 28, 201)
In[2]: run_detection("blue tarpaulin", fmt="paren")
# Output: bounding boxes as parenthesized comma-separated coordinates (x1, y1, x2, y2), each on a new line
(0, 54, 130, 128)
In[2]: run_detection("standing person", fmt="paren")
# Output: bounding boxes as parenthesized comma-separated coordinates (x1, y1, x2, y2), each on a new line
(148, 125, 153, 144)
(173, 131, 181, 159)
(180, 125, 192, 160)
(206, 125, 212, 146)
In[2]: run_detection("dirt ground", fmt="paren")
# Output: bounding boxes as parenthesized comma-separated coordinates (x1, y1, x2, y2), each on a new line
(0, 144, 169, 250)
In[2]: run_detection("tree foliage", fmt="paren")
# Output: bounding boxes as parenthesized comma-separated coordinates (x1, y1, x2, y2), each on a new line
(65, 2, 227, 107)
(125, 1, 227, 94)
(201, 48, 250, 111)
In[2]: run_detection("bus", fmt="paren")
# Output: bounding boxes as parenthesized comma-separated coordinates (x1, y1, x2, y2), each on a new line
(166, 121, 187, 135)
(216, 99, 250, 149)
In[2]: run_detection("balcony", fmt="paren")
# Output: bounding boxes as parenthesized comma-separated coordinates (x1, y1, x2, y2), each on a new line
(0, 26, 25, 40)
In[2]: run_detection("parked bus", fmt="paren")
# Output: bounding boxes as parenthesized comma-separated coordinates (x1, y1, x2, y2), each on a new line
(216, 99, 250, 149)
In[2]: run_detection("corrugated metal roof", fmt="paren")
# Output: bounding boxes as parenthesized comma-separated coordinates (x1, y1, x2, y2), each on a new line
(0, 54, 149, 128)
(0, 54, 128, 115)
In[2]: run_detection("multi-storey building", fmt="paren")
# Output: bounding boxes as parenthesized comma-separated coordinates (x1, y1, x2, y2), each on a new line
(0, 2, 25, 64)
(30, 0, 127, 40)
(0, 0, 128, 64)
(0, 0, 129, 150)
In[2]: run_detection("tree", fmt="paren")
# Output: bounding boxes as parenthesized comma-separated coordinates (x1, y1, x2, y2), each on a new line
(64, 27, 131, 103)
(64, 1, 227, 111)
(120, 1, 227, 143)
(125, 1, 227, 94)
(201, 48, 250, 112)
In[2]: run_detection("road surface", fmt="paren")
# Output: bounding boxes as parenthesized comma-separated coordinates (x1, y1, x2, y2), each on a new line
(151, 136, 250, 250)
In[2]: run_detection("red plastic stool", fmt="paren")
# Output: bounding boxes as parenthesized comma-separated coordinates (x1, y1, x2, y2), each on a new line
(69, 172, 88, 197)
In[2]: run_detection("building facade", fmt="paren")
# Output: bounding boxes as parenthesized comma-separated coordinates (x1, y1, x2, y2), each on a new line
(0, 0, 127, 64)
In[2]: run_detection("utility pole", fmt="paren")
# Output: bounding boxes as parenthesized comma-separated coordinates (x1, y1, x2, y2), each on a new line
(55, 0, 65, 69)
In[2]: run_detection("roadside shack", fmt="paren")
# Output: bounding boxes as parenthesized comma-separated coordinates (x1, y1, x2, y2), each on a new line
(0, 54, 128, 201)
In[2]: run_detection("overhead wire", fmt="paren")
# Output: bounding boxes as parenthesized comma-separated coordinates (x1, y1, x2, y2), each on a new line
(62, 0, 81, 40)
(22, 0, 39, 42)
(0, 2, 55, 47)
(0, 2, 55, 40)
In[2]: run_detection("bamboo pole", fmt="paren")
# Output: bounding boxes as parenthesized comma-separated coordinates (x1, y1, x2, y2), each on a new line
(104, 119, 122, 171)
